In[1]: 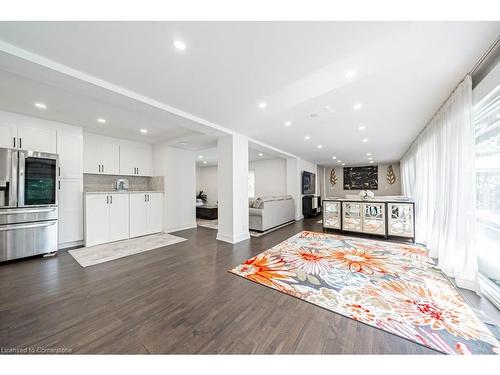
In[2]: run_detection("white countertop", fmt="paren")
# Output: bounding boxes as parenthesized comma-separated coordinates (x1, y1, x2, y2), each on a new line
(84, 190, 164, 194)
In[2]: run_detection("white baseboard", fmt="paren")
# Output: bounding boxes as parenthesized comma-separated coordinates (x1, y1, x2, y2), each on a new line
(165, 222, 197, 233)
(216, 232, 250, 244)
(295, 215, 304, 221)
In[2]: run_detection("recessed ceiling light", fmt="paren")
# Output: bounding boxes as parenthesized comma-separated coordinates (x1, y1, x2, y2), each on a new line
(203, 160, 207, 164)
(369, 160, 374, 164)
(34, 102, 47, 109)
(258, 152, 263, 157)
(140, 129, 148, 134)
(345, 70, 357, 79)
(304, 135, 311, 140)
(342, 162, 346, 166)
(258, 102, 267, 109)
(366, 153, 372, 156)
(198, 155, 203, 159)
(97, 118, 106, 124)
(173, 40, 186, 50)
(368, 157, 373, 161)
(317, 145, 323, 149)
(358, 125, 366, 131)
(310, 113, 319, 118)
(362, 138, 368, 143)
(284, 121, 292, 126)
(337, 160, 342, 163)
(332, 156, 337, 160)
(353, 103, 363, 110)
(179, 141, 188, 145)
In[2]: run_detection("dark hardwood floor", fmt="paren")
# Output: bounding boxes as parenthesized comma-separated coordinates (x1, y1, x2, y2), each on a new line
(0, 218, 496, 354)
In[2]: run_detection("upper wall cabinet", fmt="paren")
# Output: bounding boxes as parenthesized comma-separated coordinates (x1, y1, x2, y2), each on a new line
(83, 133, 120, 175)
(83, 132, 153, 176)
(120, 141, 153, 177)
(0, 123, 17, 149)
(0, 122, 57, 154)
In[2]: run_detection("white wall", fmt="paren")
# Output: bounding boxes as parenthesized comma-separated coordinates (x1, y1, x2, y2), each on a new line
(195, 157, 287, 205)
(153, 144, 196, 233)
(196, 166, 218, 205)
(323, 163, 402, 198)
(249, 158, 287, 198)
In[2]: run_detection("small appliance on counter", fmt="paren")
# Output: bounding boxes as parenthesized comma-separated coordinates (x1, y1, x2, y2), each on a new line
(115, 178, 129, 191)
(0, 147, 59, 262)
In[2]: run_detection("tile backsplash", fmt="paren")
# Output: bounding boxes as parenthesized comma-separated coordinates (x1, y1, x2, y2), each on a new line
(83, 174, 164, 192)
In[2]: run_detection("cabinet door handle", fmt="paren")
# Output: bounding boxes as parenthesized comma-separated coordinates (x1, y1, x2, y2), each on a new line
(58, 181, 61, 190)
(106, 195, 109, 204)
(137, 167, 139, 175)
(110, 195, 113, 204)
(58, 167, 61, 177)
(102, 164, 104, 173)
(98, 165, 101, 173)
(19, 138, 22, 149)
(13, 137, 16, 148)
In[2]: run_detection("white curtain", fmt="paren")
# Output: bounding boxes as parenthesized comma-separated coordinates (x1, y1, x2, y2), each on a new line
(401, 75, 478, 291)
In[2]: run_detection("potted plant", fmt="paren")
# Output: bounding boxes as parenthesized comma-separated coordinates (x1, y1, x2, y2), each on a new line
(196, 191, 208, 206)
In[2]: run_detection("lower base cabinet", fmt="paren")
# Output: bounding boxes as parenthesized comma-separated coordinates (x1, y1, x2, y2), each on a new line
(85, 193, 129, 247)
(84, 192, 163, 247)
(129, 192, 163, 238)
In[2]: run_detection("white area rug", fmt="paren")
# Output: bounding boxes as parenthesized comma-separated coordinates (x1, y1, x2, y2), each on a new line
(69, 233, 187, 267)
(197, 219, 294, 237)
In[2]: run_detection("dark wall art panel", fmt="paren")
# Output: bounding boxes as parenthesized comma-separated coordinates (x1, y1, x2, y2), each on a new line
(343, 166, 378, 190)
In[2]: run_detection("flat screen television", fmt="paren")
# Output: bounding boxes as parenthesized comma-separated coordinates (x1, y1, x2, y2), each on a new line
(302, 171, 316, 195)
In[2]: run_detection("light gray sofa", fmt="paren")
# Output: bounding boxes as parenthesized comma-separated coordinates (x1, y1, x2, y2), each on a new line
(249, 195, 295, 232)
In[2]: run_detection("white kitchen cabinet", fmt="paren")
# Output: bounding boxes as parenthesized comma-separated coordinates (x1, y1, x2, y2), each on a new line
(85, 194, 109, 246)
(147, 193, 163, 234)
(84, 193, 130, 247)
(0, 122, 17, 148)
(57, 127, 83, 179)
(129, 193, 149, 237)
(129, 192, 163, 238)
(119, 141, 153, 176)
(0, 122, 57, 153)
(83, 133, 120, 175)
(17, 125, 57, 153)
(58, 179, 83, 245)
(108, 194, 130, 242)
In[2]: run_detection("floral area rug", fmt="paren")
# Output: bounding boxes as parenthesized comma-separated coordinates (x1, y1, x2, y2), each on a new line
(229, 231, 500, 354)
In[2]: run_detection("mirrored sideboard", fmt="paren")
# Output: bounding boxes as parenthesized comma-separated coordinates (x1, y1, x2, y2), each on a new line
(322, 198, 415, 242)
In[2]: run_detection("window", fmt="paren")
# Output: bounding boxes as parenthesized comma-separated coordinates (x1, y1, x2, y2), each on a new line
(248, 171, 255, 199)
(474, 82, 500, 307)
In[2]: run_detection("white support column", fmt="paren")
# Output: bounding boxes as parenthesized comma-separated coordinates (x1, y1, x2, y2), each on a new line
(286, 157, 302, 221)
(217, 134, 250, 244)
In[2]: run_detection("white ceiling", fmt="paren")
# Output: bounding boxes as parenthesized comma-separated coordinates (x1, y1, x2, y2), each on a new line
(196, 146, 283, 167)
(0, 22, 499, 165)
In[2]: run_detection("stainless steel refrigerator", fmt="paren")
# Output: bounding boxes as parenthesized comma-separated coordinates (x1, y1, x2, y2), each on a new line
(0, 147, 59, 262)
